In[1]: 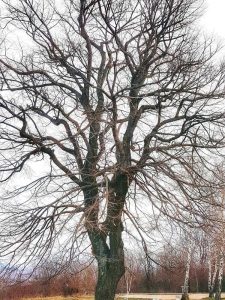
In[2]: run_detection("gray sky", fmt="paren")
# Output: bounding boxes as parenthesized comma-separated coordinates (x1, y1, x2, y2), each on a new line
(202, 0, 225, 42)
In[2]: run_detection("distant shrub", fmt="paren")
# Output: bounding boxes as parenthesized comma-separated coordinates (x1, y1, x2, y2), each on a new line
(62, 282, 78, 297)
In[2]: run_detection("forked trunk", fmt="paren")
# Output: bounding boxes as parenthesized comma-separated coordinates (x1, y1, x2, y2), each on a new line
(95, 258, 125, 300)
(94, 223, 125, 300)
(84, 172, 128, 300)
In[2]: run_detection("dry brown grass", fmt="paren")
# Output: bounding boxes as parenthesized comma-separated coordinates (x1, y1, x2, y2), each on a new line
(21, 294, 225, 300)
(22, 296, 94, 300)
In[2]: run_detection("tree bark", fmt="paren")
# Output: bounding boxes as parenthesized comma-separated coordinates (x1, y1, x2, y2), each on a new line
(95, 257, 125, 300)
(90, 221, 125, 300)
(182, 240, 193, 300)
(209, 257, 218, 298)
(215, 253, 224, 300)
(84, 172, 128, 300)
(94, 217, 125, 300)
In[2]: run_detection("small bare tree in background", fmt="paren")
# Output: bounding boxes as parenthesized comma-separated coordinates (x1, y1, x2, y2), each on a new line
(0, 0, 225, 299)
(207, 177, 225, 300)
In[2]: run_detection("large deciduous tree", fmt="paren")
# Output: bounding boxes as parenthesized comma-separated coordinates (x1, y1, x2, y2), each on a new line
(0, 0, 225, 299)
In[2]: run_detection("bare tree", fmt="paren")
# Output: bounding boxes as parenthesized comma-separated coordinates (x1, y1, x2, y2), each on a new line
(0, 0, 225, 299)
(208, 186, 225, 300)
(181, 231, 194, 300)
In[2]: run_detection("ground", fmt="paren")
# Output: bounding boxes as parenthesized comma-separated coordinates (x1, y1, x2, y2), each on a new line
(21, 293, 225, 300)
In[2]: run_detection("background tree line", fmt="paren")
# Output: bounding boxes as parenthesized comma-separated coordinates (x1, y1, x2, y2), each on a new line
(1, 233, 224, 299)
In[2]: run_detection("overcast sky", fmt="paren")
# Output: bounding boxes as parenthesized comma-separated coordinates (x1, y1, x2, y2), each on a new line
(202, 0, 225, 42)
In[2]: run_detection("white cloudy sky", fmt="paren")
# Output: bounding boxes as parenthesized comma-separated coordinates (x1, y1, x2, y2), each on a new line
(202, 0, 225, 41)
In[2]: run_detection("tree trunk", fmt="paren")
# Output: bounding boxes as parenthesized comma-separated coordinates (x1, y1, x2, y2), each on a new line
(87, 227, 124, 300)
(209, 289, 215, 299)
(208, 246, 218, 299)
(94, 222, 125, 300)
(182, 240, 193, 300)
(209, 258, 218, 299)
(95, 258, 125, 300)
(84, 172, 128, 300)
(181, 293, 190, 300)
(215, 253, 224, 300)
